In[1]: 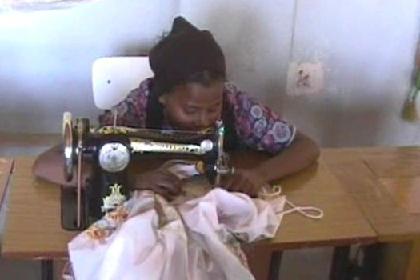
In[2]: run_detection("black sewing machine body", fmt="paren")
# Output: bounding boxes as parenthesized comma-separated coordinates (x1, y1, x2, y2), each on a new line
(61, 113, 231, 230)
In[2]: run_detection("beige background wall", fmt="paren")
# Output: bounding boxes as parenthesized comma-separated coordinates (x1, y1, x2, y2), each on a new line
(0, 0, 419, 147)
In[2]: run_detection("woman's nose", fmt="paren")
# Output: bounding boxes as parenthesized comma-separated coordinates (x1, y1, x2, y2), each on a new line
(195, 112, 212, 128)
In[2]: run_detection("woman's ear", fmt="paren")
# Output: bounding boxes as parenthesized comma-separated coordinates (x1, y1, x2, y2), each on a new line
(158, 95, 167, 106)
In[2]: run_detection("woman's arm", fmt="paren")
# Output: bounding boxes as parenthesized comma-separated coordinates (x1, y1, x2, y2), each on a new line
(222, 131, 319, 197)
(33, 145, 65, 184)
(128, 168, 184, 200)
(32, 145, 92, 186)
(252, 130, 320, 182)
(222, 84, 320, 196)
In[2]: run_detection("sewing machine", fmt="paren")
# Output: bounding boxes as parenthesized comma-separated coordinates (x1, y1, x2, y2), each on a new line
(61, 112, 232, 230)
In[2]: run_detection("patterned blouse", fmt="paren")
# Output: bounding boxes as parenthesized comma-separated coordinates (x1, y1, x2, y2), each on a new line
(98, 78, 296, 154)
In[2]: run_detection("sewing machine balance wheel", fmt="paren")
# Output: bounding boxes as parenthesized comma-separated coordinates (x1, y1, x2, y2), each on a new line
(62, 112, 91, 181)
(63, 112, 74, 181)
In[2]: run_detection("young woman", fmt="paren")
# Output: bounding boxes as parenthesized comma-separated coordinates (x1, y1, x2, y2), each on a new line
(34, 16, 319, 199)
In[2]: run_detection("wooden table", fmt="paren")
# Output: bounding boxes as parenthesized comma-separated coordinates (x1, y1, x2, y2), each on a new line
(1, 153, 376, 280)
(1, 157, 76, 258)
(0, 133, 64, 279)
(323, 147, 420, 280)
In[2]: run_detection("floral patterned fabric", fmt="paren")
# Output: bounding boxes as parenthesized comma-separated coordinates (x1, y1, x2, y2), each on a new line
(98, 78, 296, 154)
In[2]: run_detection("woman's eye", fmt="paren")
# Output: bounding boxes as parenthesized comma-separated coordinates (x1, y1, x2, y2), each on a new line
(207, 107, 220, 114)
(184, 108, 198, 114)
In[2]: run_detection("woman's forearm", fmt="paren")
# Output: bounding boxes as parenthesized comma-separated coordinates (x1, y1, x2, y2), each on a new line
(252, 131, 320, 183)
(33, 144, 93, 186)
(33, 145, 65, 184)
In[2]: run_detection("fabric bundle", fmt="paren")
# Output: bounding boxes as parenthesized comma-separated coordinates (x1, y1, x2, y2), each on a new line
(66, 160, 322, 280)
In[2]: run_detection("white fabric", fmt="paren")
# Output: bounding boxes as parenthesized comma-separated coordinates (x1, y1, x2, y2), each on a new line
(67, 160, 323, 280)
(68, 189, 285, 280)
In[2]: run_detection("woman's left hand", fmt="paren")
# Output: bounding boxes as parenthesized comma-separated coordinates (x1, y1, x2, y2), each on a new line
(220, 169, 266, 197)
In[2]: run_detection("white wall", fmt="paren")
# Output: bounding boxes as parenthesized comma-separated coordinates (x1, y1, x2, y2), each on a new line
(0, 0, 419, 148)
(283, 0, 420, 147)
(0, 0, 178, 132)
(180, 0, 420, 147)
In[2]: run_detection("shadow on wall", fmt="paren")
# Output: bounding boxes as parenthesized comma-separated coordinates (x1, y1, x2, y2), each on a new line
(283, 93, 412, 148)
(115, 28, 172, 57)
(114, 44, 150, 57)
(319, 99, 391, 147)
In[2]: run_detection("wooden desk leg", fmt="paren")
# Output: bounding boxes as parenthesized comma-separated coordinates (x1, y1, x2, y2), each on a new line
(329, 246, 351, 280)
(378, 242, 411, 280)
(405, 239, 420, 280)
(243, 245, 274, 280)
(41, 260, 54, 280)
(268, 251, 283, 280)
(360, 244, 382, 280)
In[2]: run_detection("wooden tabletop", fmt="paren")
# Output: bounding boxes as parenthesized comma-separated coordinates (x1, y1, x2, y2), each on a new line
(1, 157, 75, 259)
(322, 147, 420, 279)
(322, 146, 420, 242)
(260, 159, 376, 249)
(1, 154, 376, 259)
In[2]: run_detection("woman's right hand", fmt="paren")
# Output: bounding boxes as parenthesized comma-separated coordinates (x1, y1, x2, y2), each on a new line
(130, 168, 184, 200)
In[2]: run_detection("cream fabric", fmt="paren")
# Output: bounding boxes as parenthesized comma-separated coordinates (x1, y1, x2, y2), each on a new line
(67, 160, 322, 280)
(68, 188, 285, 280)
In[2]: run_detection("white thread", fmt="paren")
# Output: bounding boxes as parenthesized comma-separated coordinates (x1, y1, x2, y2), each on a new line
(259, 184, 324, 220)
(259, 184, 282, 200)
(281, 200, 324, 219)
(113, 110, 118, 128)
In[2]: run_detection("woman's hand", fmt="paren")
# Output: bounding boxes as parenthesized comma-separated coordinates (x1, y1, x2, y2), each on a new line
(221, 168, 266, 197)
(131, 168, 184, 200)
(33, 144, 93, 187)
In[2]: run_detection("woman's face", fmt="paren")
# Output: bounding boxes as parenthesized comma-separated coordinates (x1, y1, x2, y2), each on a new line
(160, 81, 224, 131)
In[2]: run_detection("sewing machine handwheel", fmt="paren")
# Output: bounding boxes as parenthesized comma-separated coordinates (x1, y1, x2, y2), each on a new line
(76, 118, 90, 145)
(63, 112, 74, 181)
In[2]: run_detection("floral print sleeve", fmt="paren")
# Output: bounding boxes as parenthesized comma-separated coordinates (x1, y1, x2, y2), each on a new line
(98, 79, 152, 128)
(225, 82, 296, 154)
